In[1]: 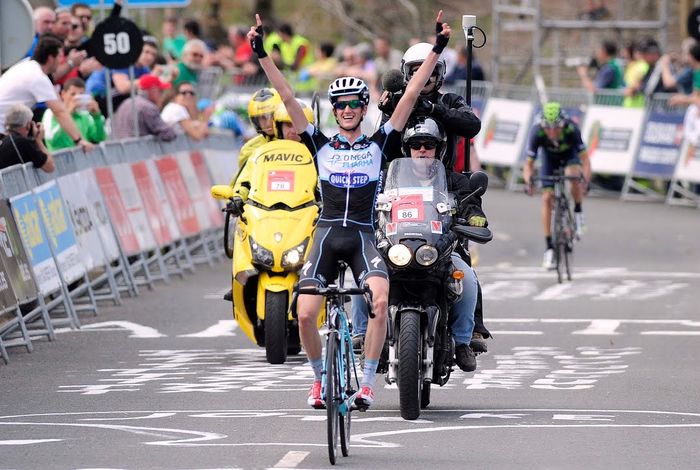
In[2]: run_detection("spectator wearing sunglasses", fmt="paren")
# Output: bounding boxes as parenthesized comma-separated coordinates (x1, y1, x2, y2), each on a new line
(70, 3, 93, 38)
(161, 82, 210, 140)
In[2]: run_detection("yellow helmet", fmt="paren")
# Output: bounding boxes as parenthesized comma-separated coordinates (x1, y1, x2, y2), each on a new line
(273, 100, 315, 139)
(247, 88, 282, 135)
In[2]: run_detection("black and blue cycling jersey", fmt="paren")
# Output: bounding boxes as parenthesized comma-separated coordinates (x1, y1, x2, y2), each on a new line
(300, 122, 401, 232)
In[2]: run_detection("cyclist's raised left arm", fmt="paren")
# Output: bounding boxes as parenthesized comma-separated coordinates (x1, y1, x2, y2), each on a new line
(248, 14, 308, 135)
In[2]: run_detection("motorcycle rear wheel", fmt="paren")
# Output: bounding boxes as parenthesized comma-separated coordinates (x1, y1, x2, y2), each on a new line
(398, 310, 422, 420)
(264, 291, 288, 364)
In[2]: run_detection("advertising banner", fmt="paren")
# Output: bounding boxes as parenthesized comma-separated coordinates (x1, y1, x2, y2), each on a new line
(475, 98, 534, 166)
(0, 259, 16, 309)
(581, 105, 646, 175)
(155, 156, 200, 237)
(93, 167, 141, 256)
(130, 161, 175, 247)
(79, 169, 121, 262)
(145, 160, 181, 242)
(0, 200, 37, 303)
(110, 164, 157, 252)
(174, 152, 212, 231)
(203, 148, 237, 186)
(56, 174, 104, 271)
(673, 140, 700, 184)
(33, 181, 85, 284)
(632, 111, 684, 178)
(190, 150, 224, 228)
(9, 192, 61, 295)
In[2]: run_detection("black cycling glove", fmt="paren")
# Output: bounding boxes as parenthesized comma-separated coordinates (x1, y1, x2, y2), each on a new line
(250, 25, 267, 58)
(433, 21, 449, 53)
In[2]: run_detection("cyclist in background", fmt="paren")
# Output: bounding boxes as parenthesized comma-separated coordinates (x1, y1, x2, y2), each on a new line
(523, 102, 591, 270)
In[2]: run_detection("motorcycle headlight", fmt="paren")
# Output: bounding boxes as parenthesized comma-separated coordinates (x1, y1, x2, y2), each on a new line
(281, 237, 309, 269)
(415, 244, 439, 266)
(387, 243, 412, 267)
(249, 236, 274, 269)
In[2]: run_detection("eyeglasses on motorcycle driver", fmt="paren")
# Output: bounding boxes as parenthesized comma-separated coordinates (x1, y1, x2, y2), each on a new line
(408, 140, 437, 150)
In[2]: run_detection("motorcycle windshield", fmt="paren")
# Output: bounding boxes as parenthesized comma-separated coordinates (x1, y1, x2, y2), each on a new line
(380, 158, 450, 244)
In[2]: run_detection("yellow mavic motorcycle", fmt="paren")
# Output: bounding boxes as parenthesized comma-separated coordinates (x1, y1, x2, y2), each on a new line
(211, 139, 320, 364)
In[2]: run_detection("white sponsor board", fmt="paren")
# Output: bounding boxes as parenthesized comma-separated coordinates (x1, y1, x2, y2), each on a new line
(673, 139, 700, 183)
(475, 98, 534, 167)
(79, 169, 120, 261)
(175, 152, 212, 231)
(146, 159, 182, 241)
(110, 163, 157, 252)
(581, 105, 646, 175)
(57, 173, 105, 271)
(203, 148, 238, 186)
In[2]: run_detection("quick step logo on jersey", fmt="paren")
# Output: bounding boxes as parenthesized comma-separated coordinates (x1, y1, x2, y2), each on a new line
(328, 172, 370, 188)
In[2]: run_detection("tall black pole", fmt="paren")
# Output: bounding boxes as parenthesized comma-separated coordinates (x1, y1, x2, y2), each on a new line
(462, 15, 476, 174)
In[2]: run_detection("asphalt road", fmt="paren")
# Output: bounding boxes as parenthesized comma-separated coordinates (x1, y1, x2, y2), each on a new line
(1, 188, 699, 470)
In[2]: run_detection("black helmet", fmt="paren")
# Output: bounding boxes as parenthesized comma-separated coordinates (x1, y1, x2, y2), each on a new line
(401, 116, 447, 161)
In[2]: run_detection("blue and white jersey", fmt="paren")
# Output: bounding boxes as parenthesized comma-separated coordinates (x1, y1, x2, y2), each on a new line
(301, 122, 400, 232)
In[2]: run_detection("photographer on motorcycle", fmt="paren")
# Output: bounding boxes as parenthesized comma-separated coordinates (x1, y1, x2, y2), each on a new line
(248, 10, 452, 410)
(397, 116, 484, 371)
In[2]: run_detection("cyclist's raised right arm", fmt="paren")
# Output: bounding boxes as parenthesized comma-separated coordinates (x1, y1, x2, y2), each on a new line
(248, 15, 308, 135)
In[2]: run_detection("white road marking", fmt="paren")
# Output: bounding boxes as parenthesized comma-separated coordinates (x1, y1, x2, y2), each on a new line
(0, 439, 63, 445)
(72, 321, 166, 338)
(203, 287, 232, 300)
(572, 320, 622, 335)
(640, 331, 700, 335)
(272, 451, 309, 468)
(178, 321, 238, 338)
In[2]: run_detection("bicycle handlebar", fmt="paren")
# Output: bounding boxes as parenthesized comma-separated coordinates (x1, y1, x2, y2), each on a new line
(296, 284, 375, 319)
(531, 174, 584, 182)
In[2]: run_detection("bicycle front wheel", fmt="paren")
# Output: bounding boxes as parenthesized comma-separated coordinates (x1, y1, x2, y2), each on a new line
(325, 330, 339, 465)
(553, 201, 564, 284)
(564, 210, 574, 281)
(339, 338, 352, 457)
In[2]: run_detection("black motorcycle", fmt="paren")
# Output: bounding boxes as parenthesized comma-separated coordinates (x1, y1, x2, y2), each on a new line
(376, 158, 491, 420)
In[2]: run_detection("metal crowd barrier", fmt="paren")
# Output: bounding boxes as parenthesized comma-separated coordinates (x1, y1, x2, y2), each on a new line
(0, 131, 239, 364)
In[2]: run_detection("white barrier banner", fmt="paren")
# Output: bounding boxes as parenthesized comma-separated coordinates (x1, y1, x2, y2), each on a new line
(203, 148, 237, 185)
(175, 151, 212, 231)
(475, 98, 534, 166)
(79, 169, 120, 262)
(33, 181, 86, 284)
(581, 105, 646, 175)
(57, 173, 104, 271)
(146, 160, 182, 241)
(674, 140, 700, 183)
(110, 163, 157, 252)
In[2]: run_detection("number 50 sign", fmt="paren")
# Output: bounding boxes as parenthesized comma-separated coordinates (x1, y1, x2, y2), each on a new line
(89, 15, 144, 69)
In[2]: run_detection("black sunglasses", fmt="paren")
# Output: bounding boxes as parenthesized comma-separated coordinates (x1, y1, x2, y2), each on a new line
(179, 90, 196, 96)
(408, 141, 437, 150)
(333, 99, 363, 110)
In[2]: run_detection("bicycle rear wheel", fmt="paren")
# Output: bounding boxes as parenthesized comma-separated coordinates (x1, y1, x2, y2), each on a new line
(325, 331, 339, 465)
(339, 338, 352, 457)
(564, 210, 574, 281)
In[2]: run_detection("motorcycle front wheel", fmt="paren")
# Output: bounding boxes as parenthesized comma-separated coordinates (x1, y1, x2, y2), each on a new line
(398, 310, 423, 420)
(264, 291, 288, 364)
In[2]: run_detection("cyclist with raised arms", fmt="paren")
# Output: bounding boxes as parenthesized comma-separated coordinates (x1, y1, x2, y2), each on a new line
(248, 11, 452, 409)
(523, 102, 591, 270)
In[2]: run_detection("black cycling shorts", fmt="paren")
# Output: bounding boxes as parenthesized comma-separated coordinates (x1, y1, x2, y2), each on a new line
(299, 226, 389, 288)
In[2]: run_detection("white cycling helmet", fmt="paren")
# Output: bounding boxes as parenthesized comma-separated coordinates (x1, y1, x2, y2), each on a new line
(401, 42, 446, 90)
(327, 76, 370, 105)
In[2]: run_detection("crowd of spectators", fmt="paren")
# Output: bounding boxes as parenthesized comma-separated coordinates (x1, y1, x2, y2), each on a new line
(575, 36, 700, 107)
